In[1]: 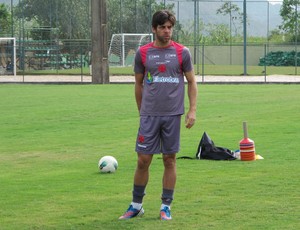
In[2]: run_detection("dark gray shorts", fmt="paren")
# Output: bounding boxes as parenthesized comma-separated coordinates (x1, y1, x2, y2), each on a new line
(135, 115, 181, 154)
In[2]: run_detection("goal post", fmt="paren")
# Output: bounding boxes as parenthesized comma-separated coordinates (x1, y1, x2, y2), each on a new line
(0, 37, 16, 76)
(108, 33, 153, 67)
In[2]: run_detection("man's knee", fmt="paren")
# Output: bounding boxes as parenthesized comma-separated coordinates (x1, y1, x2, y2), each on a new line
(163, 154, 176, 168)
(137, 153, 152, 170)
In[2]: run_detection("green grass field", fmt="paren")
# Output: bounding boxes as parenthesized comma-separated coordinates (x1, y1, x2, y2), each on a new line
(0, 84, 299, 230)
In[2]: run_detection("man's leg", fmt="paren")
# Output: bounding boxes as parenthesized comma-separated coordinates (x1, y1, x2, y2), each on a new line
(134, 153, 153, 186)
(162, 154, 176, 190)
(132, 153, 153, 204)
(160, 154, 176, 220)
(119, 153, 153, 219)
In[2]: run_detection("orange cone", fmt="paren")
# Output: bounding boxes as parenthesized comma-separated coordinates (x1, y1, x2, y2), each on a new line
(239, 122, 256, 161)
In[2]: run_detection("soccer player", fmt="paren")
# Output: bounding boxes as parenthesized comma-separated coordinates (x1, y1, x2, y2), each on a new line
(119, 10, 198, 220)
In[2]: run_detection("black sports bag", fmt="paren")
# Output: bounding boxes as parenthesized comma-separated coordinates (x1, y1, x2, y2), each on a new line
(177, 132, 237, 160)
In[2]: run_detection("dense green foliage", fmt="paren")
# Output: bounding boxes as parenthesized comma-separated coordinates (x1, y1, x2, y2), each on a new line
(0, 3, 11, 36)
(259, 50, 300, 66)
(279, 0, 300, 42)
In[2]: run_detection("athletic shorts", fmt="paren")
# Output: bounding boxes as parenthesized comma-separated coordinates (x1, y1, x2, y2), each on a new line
(135, 115, 181, 154)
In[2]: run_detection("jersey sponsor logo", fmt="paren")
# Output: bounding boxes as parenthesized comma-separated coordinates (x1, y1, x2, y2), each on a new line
(165, 53, 177, 59)
(156, 60, 170, 64)
(149, 54, 160, 60)
(145, 72, 179, 84)
(153, 76, 179, 83)
(146, 72, 153, 84)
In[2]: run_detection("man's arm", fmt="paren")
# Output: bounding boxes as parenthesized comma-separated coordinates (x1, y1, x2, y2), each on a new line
(184, 70, 198, 129)
(135, 73, 144, 112)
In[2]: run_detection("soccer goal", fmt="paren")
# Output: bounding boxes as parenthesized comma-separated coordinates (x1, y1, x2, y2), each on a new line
(108, 33, 153, 67)
(0, 37, 16, 76)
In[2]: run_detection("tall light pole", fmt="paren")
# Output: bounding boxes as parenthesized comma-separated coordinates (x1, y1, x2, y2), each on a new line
(91, 0, 109, 84)
(243, 0, 247, 76)
(295, 4, 298, 75)
(194, 0, 199, 66)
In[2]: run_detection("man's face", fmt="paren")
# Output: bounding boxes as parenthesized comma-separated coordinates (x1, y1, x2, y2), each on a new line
(152, 21, 173, 45)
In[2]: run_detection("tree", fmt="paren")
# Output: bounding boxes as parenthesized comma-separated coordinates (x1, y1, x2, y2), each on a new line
(268, 28, 286, 43)
(0, 3, 11, 36)
(107, 0, 174, 38)
(205, 23, 231, 45)
(14, 0, 91, 40)
(216, 1, 243, 37)
(176, 19, 205, 45)
(279, 0, 300, 41)
(91, 0, 109, 84)
(14, 0, 175, 41)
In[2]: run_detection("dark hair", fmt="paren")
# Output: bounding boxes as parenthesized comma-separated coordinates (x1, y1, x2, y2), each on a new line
(152, 10, 176, 28)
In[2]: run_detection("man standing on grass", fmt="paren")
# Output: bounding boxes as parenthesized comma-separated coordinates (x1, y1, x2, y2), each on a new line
(119, 10, 198, 221)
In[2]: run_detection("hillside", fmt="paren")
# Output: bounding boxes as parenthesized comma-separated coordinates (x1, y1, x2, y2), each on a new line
(175, 0, 283, 36)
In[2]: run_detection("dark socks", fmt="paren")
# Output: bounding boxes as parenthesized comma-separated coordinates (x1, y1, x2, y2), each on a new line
(132, 186, 174, 206)
(161, 188, 174, 206)
(132, 184, 146, 203)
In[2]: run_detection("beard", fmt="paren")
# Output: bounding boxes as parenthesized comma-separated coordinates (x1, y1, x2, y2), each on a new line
(155, 34, 171, 45)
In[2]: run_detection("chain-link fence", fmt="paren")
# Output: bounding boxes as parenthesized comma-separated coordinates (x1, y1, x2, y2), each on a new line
(1, 0, 300, 80)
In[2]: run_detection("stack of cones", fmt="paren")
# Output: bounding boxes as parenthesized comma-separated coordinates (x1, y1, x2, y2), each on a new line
(239, 122, 256, 161)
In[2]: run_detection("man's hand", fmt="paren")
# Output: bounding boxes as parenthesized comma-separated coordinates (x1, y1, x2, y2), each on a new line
(185, 110, 196, 129)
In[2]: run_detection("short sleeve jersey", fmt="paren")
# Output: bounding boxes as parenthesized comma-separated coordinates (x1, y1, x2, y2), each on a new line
(134, 41, 193, 116)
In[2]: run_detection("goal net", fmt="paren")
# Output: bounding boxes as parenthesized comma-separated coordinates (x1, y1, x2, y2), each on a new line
(0, 37, 16, 76)
(108, 33, 153, 67)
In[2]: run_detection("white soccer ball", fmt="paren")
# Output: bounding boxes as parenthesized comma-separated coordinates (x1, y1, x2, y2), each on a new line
(98, 156, 118, 173)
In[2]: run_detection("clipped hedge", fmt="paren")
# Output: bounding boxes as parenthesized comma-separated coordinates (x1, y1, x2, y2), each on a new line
(259, 51, 300, 66)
